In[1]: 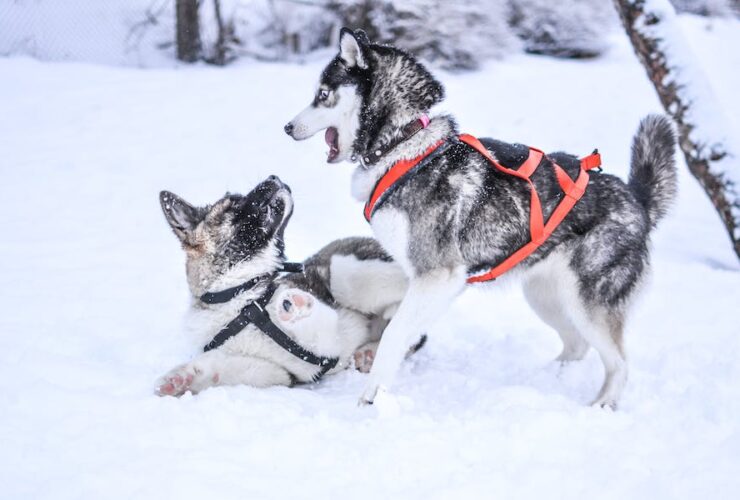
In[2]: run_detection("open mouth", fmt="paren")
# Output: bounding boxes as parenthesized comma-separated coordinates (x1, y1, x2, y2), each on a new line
(269, 186, 293, 219)
(267, 186, 291, 209)
(257, 177, 292, 215)
(325, 127, 339, 163)
(273, 190, 294, 232)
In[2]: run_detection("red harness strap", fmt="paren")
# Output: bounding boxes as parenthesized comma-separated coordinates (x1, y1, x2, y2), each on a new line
(364, 134, 602, 283)
(364, 139, 446, 222)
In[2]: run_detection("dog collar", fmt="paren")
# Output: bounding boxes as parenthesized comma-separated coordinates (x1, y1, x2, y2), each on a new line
(360, 114, 431, 166)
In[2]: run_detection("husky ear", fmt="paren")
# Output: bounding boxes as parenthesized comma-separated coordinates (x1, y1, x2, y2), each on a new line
(339, 27, 367, 69)
(160, 190, 202, 243)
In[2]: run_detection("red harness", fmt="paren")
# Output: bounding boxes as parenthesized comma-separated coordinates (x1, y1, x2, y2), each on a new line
(364, 134, 602, 283)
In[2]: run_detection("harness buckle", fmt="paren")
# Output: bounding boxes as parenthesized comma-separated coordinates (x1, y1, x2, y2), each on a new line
(583, 149, 603, 173)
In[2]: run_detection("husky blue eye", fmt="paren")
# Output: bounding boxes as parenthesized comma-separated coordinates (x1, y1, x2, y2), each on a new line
(318, 89, 329, 101)
(282, 299, 292, 312)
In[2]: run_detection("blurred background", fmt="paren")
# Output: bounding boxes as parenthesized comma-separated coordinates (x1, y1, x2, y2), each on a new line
(2, 0, 738, 69)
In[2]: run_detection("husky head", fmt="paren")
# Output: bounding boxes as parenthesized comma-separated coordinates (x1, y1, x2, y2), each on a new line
(284, 28, 445, 164)
(160, 175, 293, 297)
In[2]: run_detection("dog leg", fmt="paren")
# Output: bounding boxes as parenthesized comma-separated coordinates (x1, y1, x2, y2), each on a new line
(591, 314, 628, 410)
(565, 305, 628, 409)
(554, 330, 590, 363)
(155, 350, 292, 396)
(525, 252, 627, 407)
(522, 274, 589, 363)
(359, 267, 466, 404)
(354, 332, 428, 374)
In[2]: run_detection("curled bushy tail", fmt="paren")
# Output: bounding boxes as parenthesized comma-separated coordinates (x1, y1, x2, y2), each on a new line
(628, 115, 678, 228)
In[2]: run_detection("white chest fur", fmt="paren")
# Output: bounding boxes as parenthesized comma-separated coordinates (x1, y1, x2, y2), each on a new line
(370, 208, 414, 278)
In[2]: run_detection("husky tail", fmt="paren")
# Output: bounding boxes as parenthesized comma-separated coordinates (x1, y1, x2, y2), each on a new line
(628, 115, 678, 228)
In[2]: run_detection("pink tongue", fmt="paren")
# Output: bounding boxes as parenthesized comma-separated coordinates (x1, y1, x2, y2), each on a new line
(325, 127, 338, 148)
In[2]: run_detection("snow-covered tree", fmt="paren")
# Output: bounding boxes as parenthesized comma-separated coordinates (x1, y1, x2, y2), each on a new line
(507, 0, 617, 58)
(228, 0, 334, 61)
(327, 0, 617, 68)
(669, 0, 736, 16)
(329, 0, 518, 70)
(614, 0, 740, 259)
(168, 0, 622, 67)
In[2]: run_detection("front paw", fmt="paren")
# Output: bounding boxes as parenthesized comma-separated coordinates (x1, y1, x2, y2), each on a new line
(275, 289, 314, 325)
(155, 364, 216, 397)
(358, 382, 380, 406)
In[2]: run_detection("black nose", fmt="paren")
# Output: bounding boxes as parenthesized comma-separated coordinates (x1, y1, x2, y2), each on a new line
(284, 122, 294, 136)
(267, 175, 285, 189)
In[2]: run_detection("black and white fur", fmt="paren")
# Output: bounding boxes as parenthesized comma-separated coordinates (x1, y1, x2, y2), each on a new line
(285, 28, 678, 409)
(156, 175, 407, 395)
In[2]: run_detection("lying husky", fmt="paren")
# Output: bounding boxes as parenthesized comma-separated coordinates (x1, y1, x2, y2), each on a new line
(155, 175, 409, 395)
(284, 28, 678, 408)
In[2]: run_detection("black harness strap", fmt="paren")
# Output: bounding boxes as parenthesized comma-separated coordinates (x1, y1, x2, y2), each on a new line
(199, 262, 303, 305)
(280, 262, 304, 273)
(201, 281, 338, 383)
(200, 274, 272, 305)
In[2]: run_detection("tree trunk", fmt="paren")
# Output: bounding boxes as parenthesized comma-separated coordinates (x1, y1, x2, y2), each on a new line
(211, 0, 227, 65)
(613, 0, 740, 259)
(176, 0, 201, 62)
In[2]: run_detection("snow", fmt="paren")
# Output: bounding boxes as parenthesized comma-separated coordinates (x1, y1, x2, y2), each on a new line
(637, 0, 740, 235)
(1, 15, 739, 500)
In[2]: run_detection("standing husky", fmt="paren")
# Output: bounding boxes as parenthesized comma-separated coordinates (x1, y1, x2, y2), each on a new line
(284, 28, 677, 408)
(156, 175, 408, 396)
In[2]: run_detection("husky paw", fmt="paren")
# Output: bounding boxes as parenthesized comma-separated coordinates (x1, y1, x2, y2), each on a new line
(358, 382, 381, 406)
(276, 289, 314, 324)
(155, 364, 216, 397)
(353, 346, 377, 373)
(591, 397, 618, 411)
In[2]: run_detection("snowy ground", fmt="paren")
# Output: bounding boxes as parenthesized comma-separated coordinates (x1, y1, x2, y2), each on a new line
(1, 15, 739, 500)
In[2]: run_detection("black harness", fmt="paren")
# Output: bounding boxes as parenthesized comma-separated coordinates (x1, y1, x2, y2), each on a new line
(200, 262, 339, 383)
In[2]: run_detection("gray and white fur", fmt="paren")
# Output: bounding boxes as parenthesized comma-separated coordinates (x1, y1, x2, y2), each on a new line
(285, 28, 678, 409)
(156, 175, 408, 396)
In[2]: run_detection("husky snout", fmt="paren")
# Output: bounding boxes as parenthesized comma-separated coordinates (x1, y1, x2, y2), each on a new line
(266, 174, 287, 189)
(283, 106, 320, 141)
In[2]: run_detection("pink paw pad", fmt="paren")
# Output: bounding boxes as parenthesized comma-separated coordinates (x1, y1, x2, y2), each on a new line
(156, 371, 195, 396)
(277, 290, 314, 324)
(354, 349, 375, 373)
